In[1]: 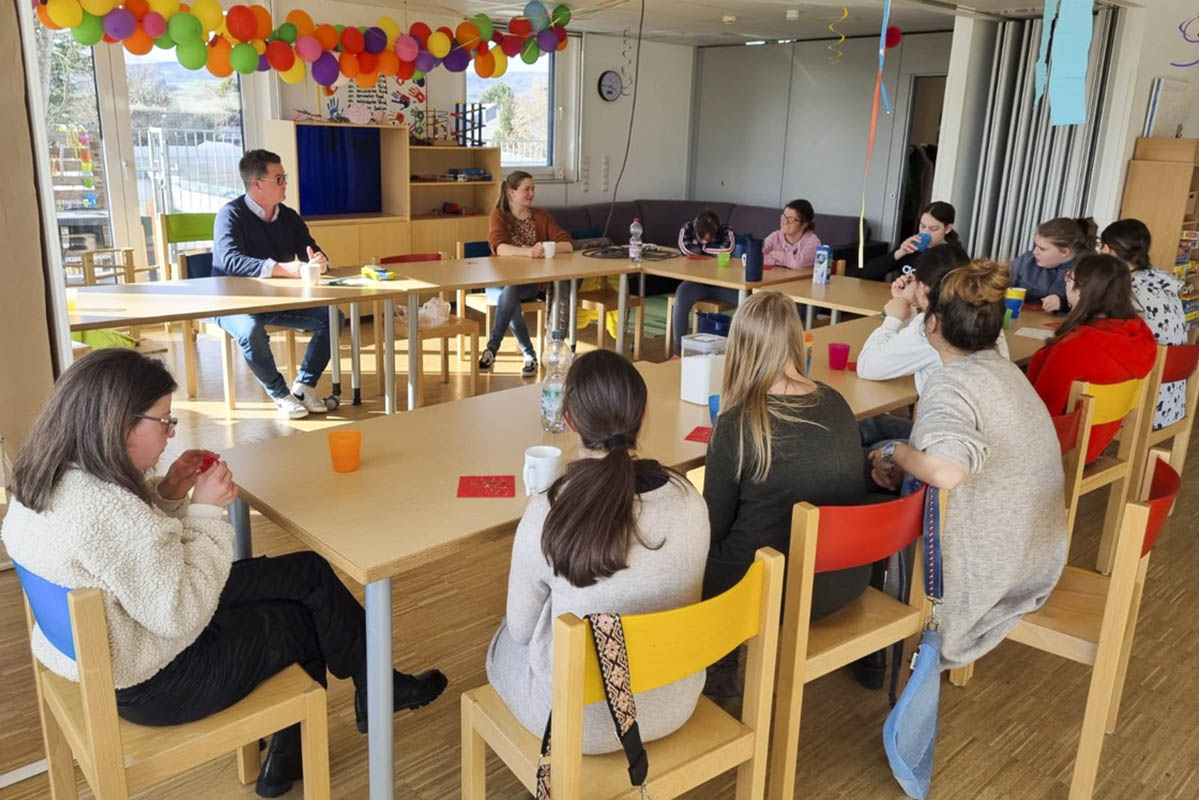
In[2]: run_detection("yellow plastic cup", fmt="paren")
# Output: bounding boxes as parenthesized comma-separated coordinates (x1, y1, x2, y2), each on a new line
(1005, 287, 1027, 301)
(65, 288, 78, 312)
(327, 430, 363, 473)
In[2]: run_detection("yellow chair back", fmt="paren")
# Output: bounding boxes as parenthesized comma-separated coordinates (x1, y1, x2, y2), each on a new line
(1079, 378, 1141, 425)
(579, 559, 766, 704)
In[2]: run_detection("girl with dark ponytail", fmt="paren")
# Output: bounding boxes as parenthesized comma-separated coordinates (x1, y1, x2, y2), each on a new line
(486, 350, 710, 754)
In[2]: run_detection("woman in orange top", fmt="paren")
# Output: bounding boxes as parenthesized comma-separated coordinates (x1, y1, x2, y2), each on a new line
(1026, 254, 1157, 462)
(483, 171, 573, 376)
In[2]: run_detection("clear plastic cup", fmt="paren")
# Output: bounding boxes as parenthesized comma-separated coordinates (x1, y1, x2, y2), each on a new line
(328, 430, 363, 473)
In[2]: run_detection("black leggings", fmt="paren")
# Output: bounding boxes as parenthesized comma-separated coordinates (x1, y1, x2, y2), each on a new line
(115, 552, 368, 726)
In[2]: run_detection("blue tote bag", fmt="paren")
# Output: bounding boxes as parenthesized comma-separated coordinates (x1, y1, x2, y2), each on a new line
(883, 486, 946, 800)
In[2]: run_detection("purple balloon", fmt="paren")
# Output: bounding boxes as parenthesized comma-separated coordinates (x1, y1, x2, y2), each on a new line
(537, 27, 557, 53)
(414, 49, 435, 72)
(363, 26, 387, 54)
(257, 54, 270, 71)
(444, 47, 470, 72)
(103, 7, 136, 40)
(312, 51, 340, 85)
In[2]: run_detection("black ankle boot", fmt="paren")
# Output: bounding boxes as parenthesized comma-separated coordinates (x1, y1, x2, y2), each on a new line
(256, 724, 303, 798)
(852, 649, 886, 690)
(354, 669, 448, 733)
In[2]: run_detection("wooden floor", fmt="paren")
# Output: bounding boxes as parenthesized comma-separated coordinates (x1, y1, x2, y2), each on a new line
(1, 315, 1197, 799)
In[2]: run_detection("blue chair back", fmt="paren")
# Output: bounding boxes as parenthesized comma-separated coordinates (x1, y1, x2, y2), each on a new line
(182, 251, 214, 279)
(12, 562, 76, 660)
(463, 240, 490, 258)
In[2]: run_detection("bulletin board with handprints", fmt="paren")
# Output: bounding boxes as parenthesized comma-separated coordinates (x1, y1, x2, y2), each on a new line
(318, 78, 428, 136)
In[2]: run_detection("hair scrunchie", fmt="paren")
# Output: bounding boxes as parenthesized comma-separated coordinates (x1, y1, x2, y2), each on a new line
(604, 433, 630, 450)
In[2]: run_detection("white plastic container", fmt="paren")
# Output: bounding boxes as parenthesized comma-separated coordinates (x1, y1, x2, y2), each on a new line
(680, 333, 727, 405)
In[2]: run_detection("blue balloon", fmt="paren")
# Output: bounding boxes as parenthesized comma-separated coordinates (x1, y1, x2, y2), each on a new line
(523, 0, 549, 32)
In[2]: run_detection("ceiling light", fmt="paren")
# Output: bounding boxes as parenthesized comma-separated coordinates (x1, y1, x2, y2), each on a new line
(746, 40, 766, 45)
(785, 9, 799, 21)
(722, 14, 737, 24)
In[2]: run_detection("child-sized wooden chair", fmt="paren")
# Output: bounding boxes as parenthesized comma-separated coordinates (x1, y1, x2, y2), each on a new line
(945, 449, 1180, 800)
(461, 548, 784, 799)
(454, 240, 547, 364)
(15, 566, 330, 800)
(1131, 343, 1199, 497)
(768, 487, 929, 800)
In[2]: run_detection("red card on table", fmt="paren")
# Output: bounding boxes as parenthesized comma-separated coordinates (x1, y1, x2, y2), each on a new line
(686, 426, 712, 444)
(457, 475, 516, 498)
(1044, 321, 1062, 329)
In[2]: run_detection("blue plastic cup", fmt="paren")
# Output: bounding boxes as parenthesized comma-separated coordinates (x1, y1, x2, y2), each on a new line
(708, 394, 720, 425)
(915, 232, 932, 251)
(1005, 296, 1024, 320)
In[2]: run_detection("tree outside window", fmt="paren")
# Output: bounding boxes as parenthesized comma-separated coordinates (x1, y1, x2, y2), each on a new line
(467, 54, 553, 168)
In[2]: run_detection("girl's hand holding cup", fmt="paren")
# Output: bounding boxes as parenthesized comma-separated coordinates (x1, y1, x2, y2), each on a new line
(193, 460, 238, 508)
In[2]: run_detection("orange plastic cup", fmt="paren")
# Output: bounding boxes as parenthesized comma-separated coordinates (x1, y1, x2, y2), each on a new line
(327, 430, 363, 473)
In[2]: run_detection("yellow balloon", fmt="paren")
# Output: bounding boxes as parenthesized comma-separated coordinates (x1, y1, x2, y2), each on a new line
(147, 0, 178, 18)
(280, 58, 306, 84)
(427, 30, 451, 58)
(190, 0, 222, 31)
(490, 43, 508, 79)
(79, 0, 116, 16)
(46, 0, 83, 28)
(376, 15, 399, 45)
(251, 38, 267, 54)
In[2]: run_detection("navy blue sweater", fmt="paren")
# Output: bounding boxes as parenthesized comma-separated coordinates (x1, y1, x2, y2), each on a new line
(212, 195, 320, 277)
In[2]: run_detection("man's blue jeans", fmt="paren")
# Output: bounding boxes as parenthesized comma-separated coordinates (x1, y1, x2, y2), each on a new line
(215, 307, 344, 399)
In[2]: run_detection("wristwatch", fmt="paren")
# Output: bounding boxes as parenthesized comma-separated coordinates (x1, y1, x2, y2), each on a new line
(880, 441, 897, 463)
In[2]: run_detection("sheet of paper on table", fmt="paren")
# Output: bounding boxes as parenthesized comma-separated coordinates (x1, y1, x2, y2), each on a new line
(1014, 327, 1054, 340)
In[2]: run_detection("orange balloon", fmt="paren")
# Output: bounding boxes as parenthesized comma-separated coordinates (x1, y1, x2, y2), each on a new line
(36, 3, 63, 30)
(314, 24, 338, 51)
(473, 49, 495, 78)
(354, 72, 378, 88)
(284, 8, 314, 38)
(338, 51, 360, 77)
(124, 25, 154, 54)
(557, 35, 568, 51)
(249, 4, 271, 40)
(124, 0, 150, 19)
(178, 2, 188, 10)
(376, 50, 399, 76)
(206, 37, 233, 76)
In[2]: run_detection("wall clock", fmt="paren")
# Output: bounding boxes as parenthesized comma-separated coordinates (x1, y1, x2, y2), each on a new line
(598, 70, 623, 101)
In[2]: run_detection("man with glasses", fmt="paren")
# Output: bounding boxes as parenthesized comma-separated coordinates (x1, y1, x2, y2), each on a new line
(213, 149, 342, 418)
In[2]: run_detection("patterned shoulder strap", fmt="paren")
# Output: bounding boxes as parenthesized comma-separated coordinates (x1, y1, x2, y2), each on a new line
(536, 612, 649, 798)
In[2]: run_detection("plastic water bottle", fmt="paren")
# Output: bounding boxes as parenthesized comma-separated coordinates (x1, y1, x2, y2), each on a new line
(629, 218, 644, 263)
(540, 331, 571, 432)
(812, 245, 833, 285)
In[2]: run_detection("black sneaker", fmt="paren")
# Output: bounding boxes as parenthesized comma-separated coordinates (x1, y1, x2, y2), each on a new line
(478, 348, 496, 371)
(851, 650, 886, 690)
(354, 669, 448, 733)
(521, 355, 538, 376)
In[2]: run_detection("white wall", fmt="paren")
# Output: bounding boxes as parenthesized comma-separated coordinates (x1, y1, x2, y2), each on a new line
(689, 32, 952, 244)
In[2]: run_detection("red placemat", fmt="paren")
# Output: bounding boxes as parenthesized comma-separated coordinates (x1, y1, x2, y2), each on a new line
(457, 475, 516, 498)
(685, 426, 712, 444)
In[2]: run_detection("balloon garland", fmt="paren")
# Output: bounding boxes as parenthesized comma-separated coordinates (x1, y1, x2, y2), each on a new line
(32, 0, 572, 86)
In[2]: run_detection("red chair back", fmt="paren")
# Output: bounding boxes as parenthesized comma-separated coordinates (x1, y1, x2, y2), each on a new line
(1053, 406, 1083, 455)
(380, 253, 443, 264)
(1161, 343, 1199, 384)
(1141, 456, 1182, 557)
(813, 485, 928, 573)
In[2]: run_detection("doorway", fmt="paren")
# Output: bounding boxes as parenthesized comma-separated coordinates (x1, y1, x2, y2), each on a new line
(898, 75, 946, 239)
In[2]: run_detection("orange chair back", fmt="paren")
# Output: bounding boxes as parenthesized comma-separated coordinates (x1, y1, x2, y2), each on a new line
(1162, 343, 1199, 383)
(380, 253, 443, 264)
(813, 485, 927, 573)
(1141, 455, 1181, 557)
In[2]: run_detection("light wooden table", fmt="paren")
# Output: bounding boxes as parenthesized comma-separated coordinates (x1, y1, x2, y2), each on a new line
(640, 256, 804, 302)
(68, 276, 420, 413)
(766, 275, 894, 326)
(1004, 309, 1059, 364)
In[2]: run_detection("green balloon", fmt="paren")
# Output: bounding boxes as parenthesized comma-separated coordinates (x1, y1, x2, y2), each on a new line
(551, 4, 571, 27)
(412, 69, 424, 81)
(167, 11, 202, 44)
(154, 32, 176, 49)
(472, 14, 493, 41)
(176, 40, 207, 70)
(230, 42, 259, 75)
(277, 22, 297, 43)
(71, 12, 104, 46)
(521, 38, 540, 64)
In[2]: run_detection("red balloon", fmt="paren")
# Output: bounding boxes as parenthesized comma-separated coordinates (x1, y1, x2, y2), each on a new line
(265, 40, 295, 71)
(435, 25, 453, 39)
(552, 24, 566, 43)
(885, 25, 902, 49)
(357, 50, 377, 73)
(102, 32, 119, 43)
(500, 34, 521, 57)
(491, 30, 503, 44)
(225, 5, 257, 42)
(340, 25, 364, 53)
(408, 21, 430, 47)
(124, 0, 149, 20)
(477, 42, 488, 55)
(396, 58, 415, 79)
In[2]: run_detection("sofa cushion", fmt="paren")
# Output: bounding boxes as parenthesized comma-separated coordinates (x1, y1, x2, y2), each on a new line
(581, 202, 640, 245)
(541, 205, 592, 239)
(634, 200, 734, 247)
(726, 204, 782, 240)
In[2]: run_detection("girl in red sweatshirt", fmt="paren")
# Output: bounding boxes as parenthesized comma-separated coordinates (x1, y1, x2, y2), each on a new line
(1026, 253, 1157, 462)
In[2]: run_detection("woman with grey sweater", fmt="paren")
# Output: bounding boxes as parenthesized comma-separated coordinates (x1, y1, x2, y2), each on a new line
(486, 349, 709, 753)
(869, 260, 1067, 668)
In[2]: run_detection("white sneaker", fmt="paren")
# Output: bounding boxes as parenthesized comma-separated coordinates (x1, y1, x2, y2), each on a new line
(273, 393, 309, 419)
(291, 382, 328, 413)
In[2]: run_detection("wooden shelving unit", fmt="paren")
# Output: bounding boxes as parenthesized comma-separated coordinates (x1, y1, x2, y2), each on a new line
(408, 146, 500, 254)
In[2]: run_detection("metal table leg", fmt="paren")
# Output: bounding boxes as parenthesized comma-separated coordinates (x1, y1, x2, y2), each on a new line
(831, 309, 841, 325)
(229, 497, 251, 561)
(616, 274, 629, 357)
(738, 288, 748, 304)
(384, 299, 396, 415)
(569, 279, 578, 351)
(407, 293, 420, 411)
(328, 306, 341, 401)
(365, 579, 394, 800)
(350, 302, 362, 405)
(806, 305, 815, 330)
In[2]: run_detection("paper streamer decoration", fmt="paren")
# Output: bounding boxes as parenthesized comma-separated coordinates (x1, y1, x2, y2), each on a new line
(858, 0, 893, 271)
(827, 6, 847, 63)
(1034, 0, 1058, 103)
(1034, 0, 1095, 126)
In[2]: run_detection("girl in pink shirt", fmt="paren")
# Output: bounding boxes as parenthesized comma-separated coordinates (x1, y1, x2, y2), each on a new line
(763, 199, 821, 272)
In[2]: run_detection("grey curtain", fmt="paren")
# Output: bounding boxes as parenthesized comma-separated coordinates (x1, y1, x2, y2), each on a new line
(967, 8, 1117, 262)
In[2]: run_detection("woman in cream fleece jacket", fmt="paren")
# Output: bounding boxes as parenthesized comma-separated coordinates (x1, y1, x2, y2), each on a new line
(2, 349, 446, 798)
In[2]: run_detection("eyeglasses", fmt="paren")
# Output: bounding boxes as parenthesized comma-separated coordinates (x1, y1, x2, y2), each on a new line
(780, 215, 801, 224)
(260, 173, 287, 185)
(134, 414, 178, 435)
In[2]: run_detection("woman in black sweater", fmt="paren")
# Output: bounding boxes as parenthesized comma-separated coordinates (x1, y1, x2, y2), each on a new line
(848, 200, 960, 282)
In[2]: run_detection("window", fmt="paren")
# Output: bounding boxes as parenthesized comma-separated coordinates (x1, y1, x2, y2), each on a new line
(467, 53, 554, 169)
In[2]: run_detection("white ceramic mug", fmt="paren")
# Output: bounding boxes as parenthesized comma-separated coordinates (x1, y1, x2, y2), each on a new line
(300, 262, 322, 287)
(523, 445, 563, 496)
(542, 240, 557, 259)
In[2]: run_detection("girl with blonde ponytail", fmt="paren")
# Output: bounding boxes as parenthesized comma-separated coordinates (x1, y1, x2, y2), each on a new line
(486, 350, 710, 753)
(869, 260, 1068, 669)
